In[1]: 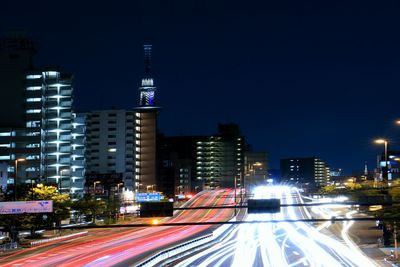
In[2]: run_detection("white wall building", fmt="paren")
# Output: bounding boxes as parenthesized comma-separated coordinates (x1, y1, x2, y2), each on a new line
(85, 109, 135, 189)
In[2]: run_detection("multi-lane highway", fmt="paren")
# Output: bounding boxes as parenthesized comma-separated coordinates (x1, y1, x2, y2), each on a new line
(1, 186, 381, 267)
(174, 186, 377, 267)
(0, 189, 235, 267)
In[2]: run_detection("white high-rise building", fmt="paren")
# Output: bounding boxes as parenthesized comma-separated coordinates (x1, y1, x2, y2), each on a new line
(70, 113, 85, 195)
(0, 34, 84, 194)
(84, 109, 135, 190)
(0, 69, 85, 194)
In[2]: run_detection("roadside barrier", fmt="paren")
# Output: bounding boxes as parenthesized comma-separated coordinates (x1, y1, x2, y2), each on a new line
(30, 231, 88, 247)
(135, 217, 237, 267)
(0, 242, 18, 251)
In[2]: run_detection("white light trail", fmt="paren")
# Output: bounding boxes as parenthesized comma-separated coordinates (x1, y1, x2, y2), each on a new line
(176, 185, 378, 267)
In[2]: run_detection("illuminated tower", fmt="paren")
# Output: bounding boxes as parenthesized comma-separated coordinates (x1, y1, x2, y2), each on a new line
(139, 45, 156, 106)
(364, 161, 368, 176)
(134, 45, 159, 193)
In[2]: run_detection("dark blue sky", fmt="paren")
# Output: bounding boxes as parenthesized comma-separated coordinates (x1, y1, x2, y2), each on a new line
(2, 0, 400, 172)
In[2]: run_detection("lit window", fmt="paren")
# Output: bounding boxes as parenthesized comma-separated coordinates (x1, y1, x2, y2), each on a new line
(26, 86, 41, 91)
(26, 98, 41, 102)
(26, 74, 42, 79)
(44, 71, 58, 77)
(26, 109, 41, 114)
(26, 121, 40, 128)
(26, 144, 40, 148)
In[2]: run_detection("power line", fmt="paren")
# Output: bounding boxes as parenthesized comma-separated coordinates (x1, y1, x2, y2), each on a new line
(15, 217, 382, 231)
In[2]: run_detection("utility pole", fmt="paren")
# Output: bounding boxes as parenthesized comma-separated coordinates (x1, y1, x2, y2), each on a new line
(395, 222, 398, 261)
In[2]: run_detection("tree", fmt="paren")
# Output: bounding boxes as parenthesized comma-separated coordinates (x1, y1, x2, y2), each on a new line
(0, 184, 71, 239)
(29, 184, 71, 231)
(71, 195, 107, 224)
(319, 184, 336, 194)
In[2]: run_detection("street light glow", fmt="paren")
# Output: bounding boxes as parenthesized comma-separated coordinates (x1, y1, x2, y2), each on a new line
(374, 139, 387, 144)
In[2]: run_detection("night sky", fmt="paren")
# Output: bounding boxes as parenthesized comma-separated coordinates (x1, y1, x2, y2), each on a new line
(2, 0, 400, 173)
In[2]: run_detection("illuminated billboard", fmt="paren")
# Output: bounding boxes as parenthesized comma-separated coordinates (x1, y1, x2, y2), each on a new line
(0, 200, 53, 215)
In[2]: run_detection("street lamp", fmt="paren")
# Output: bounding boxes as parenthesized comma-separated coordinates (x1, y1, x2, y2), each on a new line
(93, 181, 101, 196)
(116, 182, 123, 194)
(176, 185, 181, 195)
(248, 162, 262, 192)
(14, 158, 26, 201)
(146, 184, 155, 192)
(234, 175, 237, 216)
(394, 222, 398, 261)
(374, 139, 389, 181)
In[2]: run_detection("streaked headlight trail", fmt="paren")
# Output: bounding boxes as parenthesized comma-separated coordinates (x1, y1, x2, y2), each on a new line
(175, 186, 377, 267)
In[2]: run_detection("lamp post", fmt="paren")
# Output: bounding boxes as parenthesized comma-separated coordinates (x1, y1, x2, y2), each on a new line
(12, 158, 25, 244)
(93, 181, 100, 196)
(137, 183, 142, 193)
(14, 158, 26, 201)
(116, 182, 123, 205)
(248, 162, 262, 192)
(239, 172, 243, 205)
(116, 182, 123, 194)
(147, 184, 155, 192)
(115, 183, 123, 221)
(375, 139, 389, 181)
(394, 222, 398, 261)
(234, 175, 237, 216)
(30, 178, 36, 200)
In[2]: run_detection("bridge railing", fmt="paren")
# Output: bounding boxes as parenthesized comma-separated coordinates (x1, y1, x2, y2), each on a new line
(135, 216, 237, 267)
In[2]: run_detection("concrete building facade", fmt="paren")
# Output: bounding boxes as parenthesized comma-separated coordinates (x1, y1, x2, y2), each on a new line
(0, 34, 84, 194)
(196, 123, 245, 189)
(244, 151, 268, 188)
(84, 109, 134, 190)
(280, 157, 330, 190)
(157, 135, 205, 197)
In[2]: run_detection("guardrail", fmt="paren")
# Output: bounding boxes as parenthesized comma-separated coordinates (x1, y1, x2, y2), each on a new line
(135, 217, 237, 267)
(0, 242, 18, 251)
(30, 231, 88, 247)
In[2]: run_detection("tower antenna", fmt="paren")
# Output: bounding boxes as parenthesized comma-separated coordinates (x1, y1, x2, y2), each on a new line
(144, 44, 152, 78)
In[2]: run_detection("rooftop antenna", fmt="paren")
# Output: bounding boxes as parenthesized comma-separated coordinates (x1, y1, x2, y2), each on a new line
(143, 44, 152, 78)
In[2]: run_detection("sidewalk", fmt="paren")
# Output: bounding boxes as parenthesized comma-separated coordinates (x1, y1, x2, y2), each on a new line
(346, 219, 392, 266)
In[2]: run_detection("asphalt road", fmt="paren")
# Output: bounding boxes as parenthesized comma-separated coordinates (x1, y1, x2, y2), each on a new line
(173, 186, 378, 267)
(0, 189, 235, 267)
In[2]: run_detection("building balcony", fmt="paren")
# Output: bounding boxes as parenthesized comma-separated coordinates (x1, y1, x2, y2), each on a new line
(60, 88, 72, 95)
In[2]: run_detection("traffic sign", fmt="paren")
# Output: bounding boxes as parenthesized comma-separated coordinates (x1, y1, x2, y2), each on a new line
(136, 192, 161, 202)
(247, 199, 280, 214)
